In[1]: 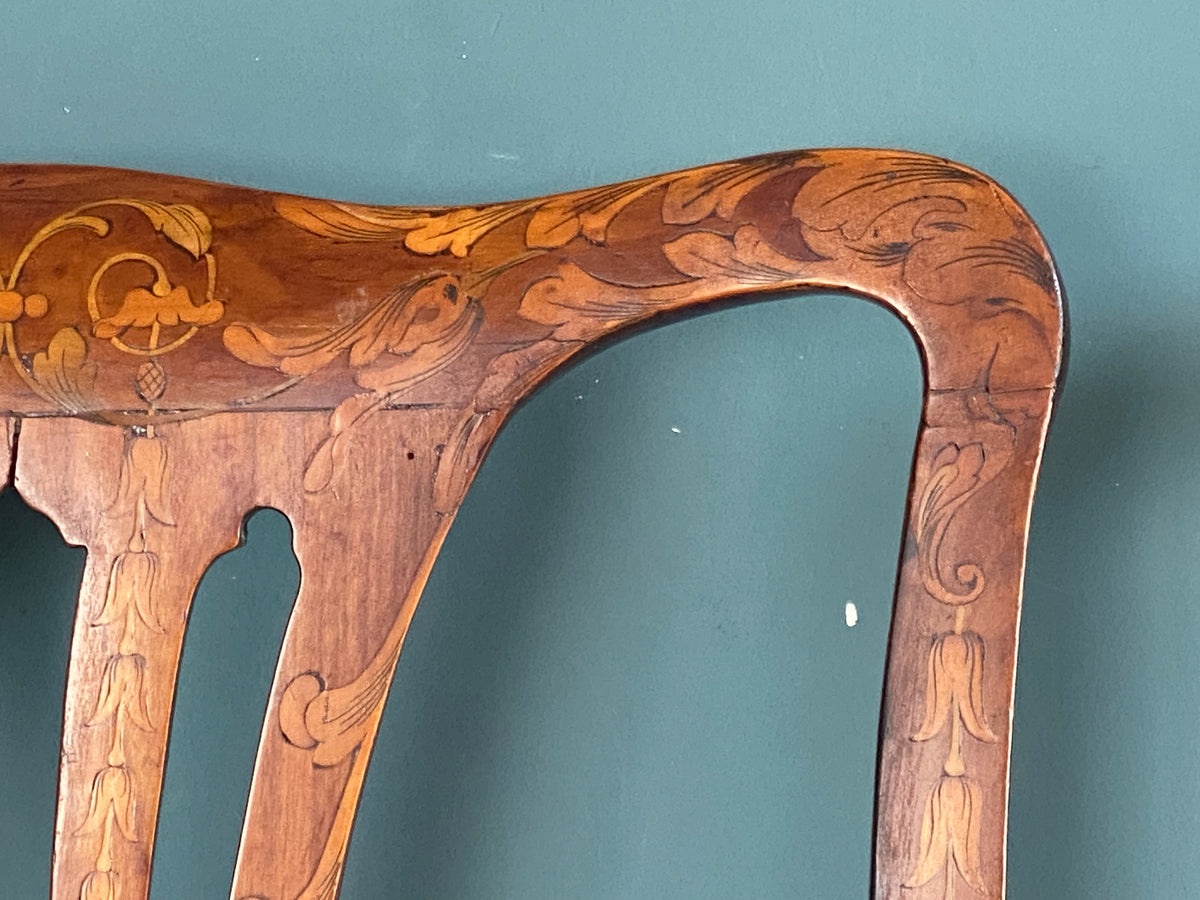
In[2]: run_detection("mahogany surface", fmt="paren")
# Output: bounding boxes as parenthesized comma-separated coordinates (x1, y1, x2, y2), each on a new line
(0, 149, 1065, 900)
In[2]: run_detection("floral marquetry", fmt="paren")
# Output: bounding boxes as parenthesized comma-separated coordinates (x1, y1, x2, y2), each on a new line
(0, 149, 1064, 900)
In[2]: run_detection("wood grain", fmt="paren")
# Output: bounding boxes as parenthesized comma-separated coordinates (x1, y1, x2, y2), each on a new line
(0, 149, 1065, 900)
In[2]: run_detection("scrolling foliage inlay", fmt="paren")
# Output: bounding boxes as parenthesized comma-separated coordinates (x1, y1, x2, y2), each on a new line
(0, 199, 221, 417)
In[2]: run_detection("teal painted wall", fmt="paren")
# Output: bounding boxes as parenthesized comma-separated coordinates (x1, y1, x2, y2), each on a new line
(0, 2, 1197, 897)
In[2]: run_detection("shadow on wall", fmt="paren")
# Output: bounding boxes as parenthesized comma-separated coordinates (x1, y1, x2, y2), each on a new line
(1012, 325, 1200, 899)
(985, 139, 1200, 899)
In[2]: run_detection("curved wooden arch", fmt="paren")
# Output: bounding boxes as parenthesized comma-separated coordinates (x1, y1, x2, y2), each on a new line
(0, 149, 1064, 900)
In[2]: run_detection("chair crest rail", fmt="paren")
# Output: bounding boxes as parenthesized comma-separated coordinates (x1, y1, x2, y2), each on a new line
(0, 148, 1064, 900)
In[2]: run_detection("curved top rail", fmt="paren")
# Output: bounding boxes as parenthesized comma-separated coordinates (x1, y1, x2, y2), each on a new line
(0, 150, 1062, 422)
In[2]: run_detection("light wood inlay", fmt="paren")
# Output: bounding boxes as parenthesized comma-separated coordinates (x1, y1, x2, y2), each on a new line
(0, 150, 1064, 900)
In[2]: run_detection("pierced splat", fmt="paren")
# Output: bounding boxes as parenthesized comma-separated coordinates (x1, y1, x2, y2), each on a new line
(0, 149, 1064, 900)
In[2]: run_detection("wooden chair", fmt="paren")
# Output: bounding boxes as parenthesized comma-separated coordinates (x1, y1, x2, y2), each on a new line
(0, 149, 1064, 900)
